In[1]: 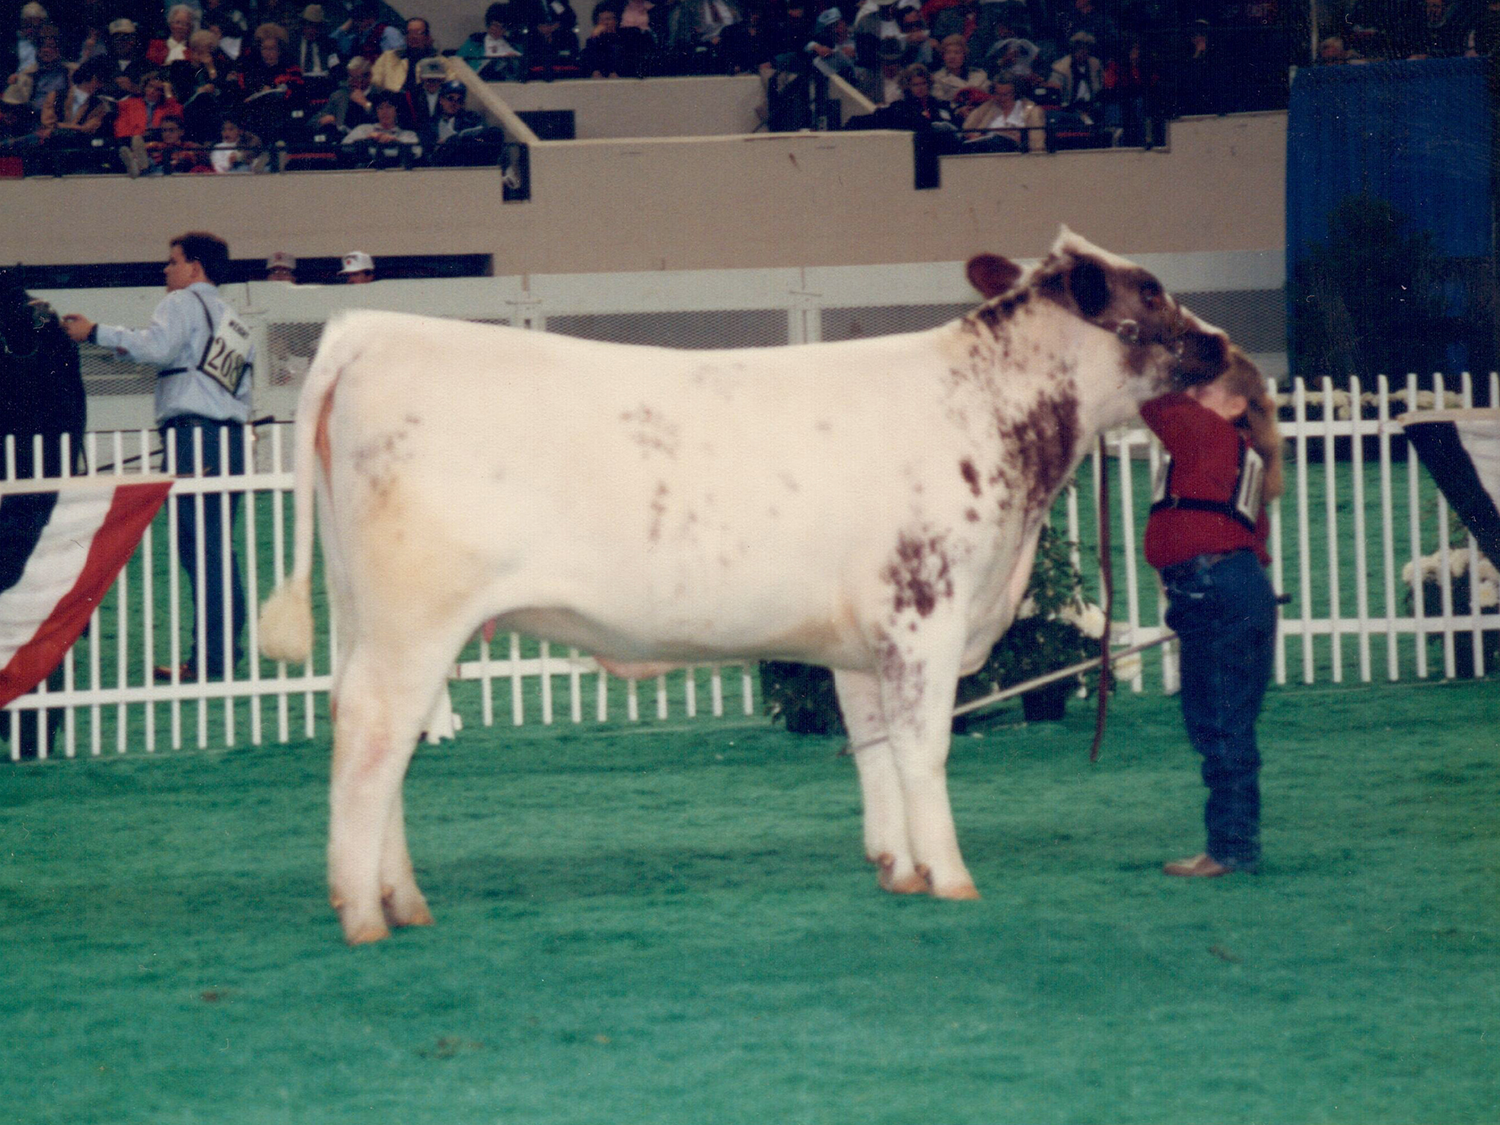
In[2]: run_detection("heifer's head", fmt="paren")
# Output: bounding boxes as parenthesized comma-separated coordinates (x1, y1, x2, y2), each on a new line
(966, 227, 1232, 392)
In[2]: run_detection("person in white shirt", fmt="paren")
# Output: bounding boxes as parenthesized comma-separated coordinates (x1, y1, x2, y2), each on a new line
(61, 233, 254, 682)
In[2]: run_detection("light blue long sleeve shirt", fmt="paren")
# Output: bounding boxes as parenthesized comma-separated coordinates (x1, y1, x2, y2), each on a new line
(95, 281, 254, 425)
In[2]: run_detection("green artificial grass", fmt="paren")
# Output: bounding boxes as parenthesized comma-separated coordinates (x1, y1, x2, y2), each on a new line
(2, 679, 1496, 1125)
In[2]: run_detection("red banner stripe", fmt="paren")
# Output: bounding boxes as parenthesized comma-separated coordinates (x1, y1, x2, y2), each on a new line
(0, 480, 172, 709)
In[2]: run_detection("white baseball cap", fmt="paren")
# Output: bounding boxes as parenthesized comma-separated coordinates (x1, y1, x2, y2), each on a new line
(339, 251, 374, 274)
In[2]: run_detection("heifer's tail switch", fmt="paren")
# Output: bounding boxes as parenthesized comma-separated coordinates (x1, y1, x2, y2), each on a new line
(259, 577, 314, 663)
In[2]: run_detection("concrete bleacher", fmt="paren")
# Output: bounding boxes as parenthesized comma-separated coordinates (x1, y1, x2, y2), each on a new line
(3, 61, 1285, 279)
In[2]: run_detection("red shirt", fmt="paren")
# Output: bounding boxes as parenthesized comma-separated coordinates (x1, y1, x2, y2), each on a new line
(1140, 393, 1270, 569)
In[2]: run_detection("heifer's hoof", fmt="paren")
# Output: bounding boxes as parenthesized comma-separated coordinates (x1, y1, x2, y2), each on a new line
(382, 886, 435, 929)
(343, 921, 392, 946)
(917, 863, 980, 900)
(336, 900, 393, 945)
(872, 853, 931, 895)
(932, 882, 981, 901)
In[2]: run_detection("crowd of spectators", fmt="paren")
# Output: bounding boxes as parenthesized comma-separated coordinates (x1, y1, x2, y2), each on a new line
(2, 0, 1495, 176)
(0, 0, 507, 173)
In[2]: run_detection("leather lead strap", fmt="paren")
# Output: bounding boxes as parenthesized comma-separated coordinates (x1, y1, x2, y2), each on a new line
(1089, 435, 1110, 762)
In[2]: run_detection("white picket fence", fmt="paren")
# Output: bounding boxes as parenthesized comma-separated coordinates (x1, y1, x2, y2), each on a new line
(4, 370, 1497, 760)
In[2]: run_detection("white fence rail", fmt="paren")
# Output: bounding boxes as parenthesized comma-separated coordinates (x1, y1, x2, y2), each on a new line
(5, 370, 1498, 760)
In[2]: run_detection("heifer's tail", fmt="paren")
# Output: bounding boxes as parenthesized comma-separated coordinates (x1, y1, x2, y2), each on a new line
(258, 322, 346, 664)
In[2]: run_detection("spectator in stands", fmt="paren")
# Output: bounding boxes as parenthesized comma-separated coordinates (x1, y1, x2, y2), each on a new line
(0, 76, 37, 150)
(172, 28, 234, 142)
(421, 78, 485, 159)
(266, 251, 297, 281)
(410, 54, 451, 130)
(336, 0, 404, 62)
(958, 75, 1041, 150)
(294, 5, 343, 100)
(318, 53, 376, 132)
(114, 69, 183, 138)
(1051, 0, 1118, 60)
(729, 0, 787, 73)
(339, 250, 375, 283)
(104, 17, 149, 96)
(1415, 0, 1478, 56)
(619, 0, 667, 72)
(1173, 18, 1221, 116)
(122, 112, 209, 174)
(198, 0, 250, 60)
(209, 110, 262, 172)
(9, 2, 48, 77)
(340, 87, 419, 162)
(806, 6, 861, 78)
(372, 16, 436, 102)
(852, 0, 902, 67)
(669, 0, 749, 73)
(1047, 30, 1102, 121)
(1316, 34, 1353, 63)
(457, 3, 528, 80)
(1474, 0, 1500, 56)
(929, 33, 984, 101)
(884, 62, 958, 133)
(1101, 34, 1160, 146)
(857, 31, 908, 103)
(511, 0, 583, 78)
(149, 5, 198, 68)
(925, 0, 1008, 65)
(25, 23, 70, 109)
(36, 54, 114, 148)
(581, 3, 627, 77)
(896, 6, 935, 65)
(67, 0, 112, 68)
(237, 22, 304, 142)
(986, 34, 1042, 94)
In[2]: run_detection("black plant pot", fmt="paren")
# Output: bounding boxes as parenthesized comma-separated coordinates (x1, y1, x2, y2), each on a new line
(1021, 681, 1071, 722)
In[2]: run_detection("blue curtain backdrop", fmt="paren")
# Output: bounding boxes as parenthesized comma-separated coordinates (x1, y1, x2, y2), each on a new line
(1288, 57, 1492, 267)
(1286, 57, 1493, 372)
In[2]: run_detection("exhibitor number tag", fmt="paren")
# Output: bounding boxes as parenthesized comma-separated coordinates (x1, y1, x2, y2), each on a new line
(198, 309, 253, 396)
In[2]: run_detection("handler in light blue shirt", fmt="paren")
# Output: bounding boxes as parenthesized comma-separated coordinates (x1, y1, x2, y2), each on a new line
(63, 232, 254, 683)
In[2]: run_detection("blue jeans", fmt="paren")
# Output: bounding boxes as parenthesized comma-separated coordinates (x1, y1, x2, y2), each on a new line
(163, 417, 246, 679)
(1161, 550, 1277, 869)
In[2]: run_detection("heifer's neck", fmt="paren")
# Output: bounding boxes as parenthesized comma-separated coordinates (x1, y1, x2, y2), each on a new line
(953, 300, 1154, 521)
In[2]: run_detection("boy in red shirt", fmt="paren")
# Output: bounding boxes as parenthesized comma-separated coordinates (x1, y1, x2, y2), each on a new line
(1141, 350, 1284, 877)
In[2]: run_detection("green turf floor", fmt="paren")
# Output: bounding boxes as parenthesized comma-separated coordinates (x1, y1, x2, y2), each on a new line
(2, 679, 1496, 1125)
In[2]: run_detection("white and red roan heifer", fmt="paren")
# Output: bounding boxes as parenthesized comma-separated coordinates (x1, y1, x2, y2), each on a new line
(260, 229, 1240, 944)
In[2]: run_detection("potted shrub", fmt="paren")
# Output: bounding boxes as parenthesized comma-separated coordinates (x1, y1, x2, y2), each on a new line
(761, 525, 1105, 733)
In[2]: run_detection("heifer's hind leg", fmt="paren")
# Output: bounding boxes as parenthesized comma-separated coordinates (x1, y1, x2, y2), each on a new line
(380, 787, 434, 930)
(834, 670, 925, 894)
(327, 639, 451, 944)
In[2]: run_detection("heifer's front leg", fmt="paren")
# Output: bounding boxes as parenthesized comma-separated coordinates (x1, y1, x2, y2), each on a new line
(833, 669, 926, 894)
(875, 628, 979, 900)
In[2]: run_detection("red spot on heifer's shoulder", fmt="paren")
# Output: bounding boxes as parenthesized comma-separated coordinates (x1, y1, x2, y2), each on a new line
(882, 532, 954, 619)
(993, 385, 1082, 514)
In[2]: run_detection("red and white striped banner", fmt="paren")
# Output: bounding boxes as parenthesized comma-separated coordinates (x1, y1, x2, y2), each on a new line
(0, 476, 173, 709)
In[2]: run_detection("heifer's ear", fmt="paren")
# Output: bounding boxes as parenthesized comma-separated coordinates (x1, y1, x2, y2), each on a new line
(966, 254, 1022, 299)
(1066, 255, 1111, 321)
